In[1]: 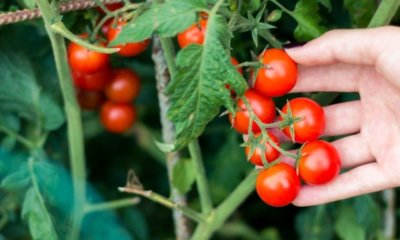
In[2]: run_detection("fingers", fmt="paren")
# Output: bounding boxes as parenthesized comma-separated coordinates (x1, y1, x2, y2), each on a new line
(331, 134, 373, 168)
(285, 27, 400, 66)
(323, 101, 361, 136)
(293, 163, 396, 206)
(290, 64, 368, 93)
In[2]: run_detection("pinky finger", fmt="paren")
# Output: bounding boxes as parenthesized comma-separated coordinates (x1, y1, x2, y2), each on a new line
(292, 163, 397, 206)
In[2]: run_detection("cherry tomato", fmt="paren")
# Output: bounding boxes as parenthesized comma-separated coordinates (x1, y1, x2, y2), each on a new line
(280, 97, 325, 143)
(100, 101, 136, 133)
(177, 19, 207, 48)
(108, 20, 150, 57)
(229, 89, 275, 134)
(299, 140, 341, 185)
(97, 3, 123, 14)
(245, 132, 280, 166)
(105, 68, 141, 103)
(256, 162, 300, 207)
(77, 89, 105, 110)
(231, 57, 243, 75)
(72, 66, 113, 91)
(254, 49, 297, 97)
(101, 18, 113, 36)
(68, 37, 109, 74)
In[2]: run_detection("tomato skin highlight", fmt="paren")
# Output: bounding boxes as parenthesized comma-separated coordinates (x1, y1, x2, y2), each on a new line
(100, 101, 136, 133)
(280, 97, 325, 143)
(105, 68, 141, 103)
(299, 140, 341, 185)
(254, 49, 297, 97)
(72, 66, 113, 91)
(108, 20, 150, 57)
(245, 132, 280, 166)
(68, 39, 109, 74)
(177, 19, 207, 48)
(256, 162, 301, 207)
(229, 89, 276, 134)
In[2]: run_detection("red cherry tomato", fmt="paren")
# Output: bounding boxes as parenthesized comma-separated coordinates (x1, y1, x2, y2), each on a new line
(177, 19, 207, 48)
(100, 101, 136, 133)
(256, 162, 301, 207)
(105, 68, 141, 103)
(101, 18, 113, 36)
(245, 132, 280, 166)
(299, 140, 341, 185)
(97, 3, 123, 14)
(254, 49, 297, 97)
(280, 97, 325, 143)
(72, 66, 113, 91)
(68, 37, 109, 74)
(229, 89, 275, 134)
(77, 89, 105, 110)
(108, 20, 150, 57)
(230, 57, 243, 75)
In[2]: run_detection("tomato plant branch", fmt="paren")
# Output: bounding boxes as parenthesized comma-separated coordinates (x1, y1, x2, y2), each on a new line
(188, 140, 213, 214)
(118, 187, 205, 223)
(0, 0, 123, 25)
(35, 0, 88, 239)
(152, 35, 190, 239)
(368, 0, 400, 27)
(84, 198, 140, 213)
(191, 172, 258, 240)
(0, 125, 36, 150)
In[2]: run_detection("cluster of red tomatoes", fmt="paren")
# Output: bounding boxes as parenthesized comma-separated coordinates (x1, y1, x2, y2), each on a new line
(179, 16, 341, 207)
(67, 3, 149, 133)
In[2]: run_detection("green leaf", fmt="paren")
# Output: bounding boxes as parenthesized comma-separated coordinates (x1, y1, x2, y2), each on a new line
(1, 168, 30, 192)
(318, 0, 331, 11)
(111, 0, 207, 45)
(292, 0, 326, 41)
(167, 14, 247, 150)
(296, 206, 333, 240)
(353, 195, 381, 237)
(334, 205, 366, 240)
(22, 187, 58, 240)
(17, 0, 36, 9)
(0, 42, 64, 131)
(0, 113, 21, 132)
(344, 0, 375, 27)
(172, 158, 196, 194)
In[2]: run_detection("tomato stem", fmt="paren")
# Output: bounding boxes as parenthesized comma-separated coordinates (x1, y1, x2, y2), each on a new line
(0, 125, 36, 150)
(84, 197, 140, 213)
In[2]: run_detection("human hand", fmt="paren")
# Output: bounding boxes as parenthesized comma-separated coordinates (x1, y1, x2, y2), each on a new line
(284, 26, 400, 206)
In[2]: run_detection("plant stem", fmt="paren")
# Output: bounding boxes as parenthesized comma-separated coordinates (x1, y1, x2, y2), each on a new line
(191, 172, 258, 240)
(188, 141, 213, 214)
(0, 126, 35, 150)
(152, 32, 190, 240)
(84, 198, 140, 213)
(119, 187, 205, 223)
(368, 0, 400, 27)
(34, 1, 87, 239)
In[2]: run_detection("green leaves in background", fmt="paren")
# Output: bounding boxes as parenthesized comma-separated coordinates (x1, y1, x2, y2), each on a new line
(335, 205, 365, 240)
(0, 42, 64, 131)
(16, 0, 36, 9)
(344, 0, 376, 27)
(172, 158, 196, 194)
(110, 0, 207, 45)
(167, 14, 247, 150)
(292, 0, 326, 41)
(22, 187, 58, 240)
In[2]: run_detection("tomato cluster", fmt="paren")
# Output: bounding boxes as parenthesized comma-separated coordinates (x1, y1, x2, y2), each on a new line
(67, 11, 148, 133)
(225, 49, 341, 207)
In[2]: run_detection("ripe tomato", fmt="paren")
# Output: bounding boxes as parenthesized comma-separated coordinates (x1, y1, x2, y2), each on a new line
(280, 97, 325, 143)
(177, 19, 207, 48)
(254, 49, 297, 97)
(107, 20, 150, 57)
(299, 140, 341, 185)
(229, 89, 275, 134)
(231, 57, 243, 75)
(101, 18, 113, 36)
(105, 68, 141, 103)
(97, 3, 123, 14)
(68, 38, 109, 74)
(77, 89, 105, 110)
(256, 162, 300, 207)
(245, 132, 280, 166)
(72, 66, 113, 91)
(100, 101, 136, 133)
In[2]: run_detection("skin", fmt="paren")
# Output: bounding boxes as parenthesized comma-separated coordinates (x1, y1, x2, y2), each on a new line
(283, 26, 400, 206)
